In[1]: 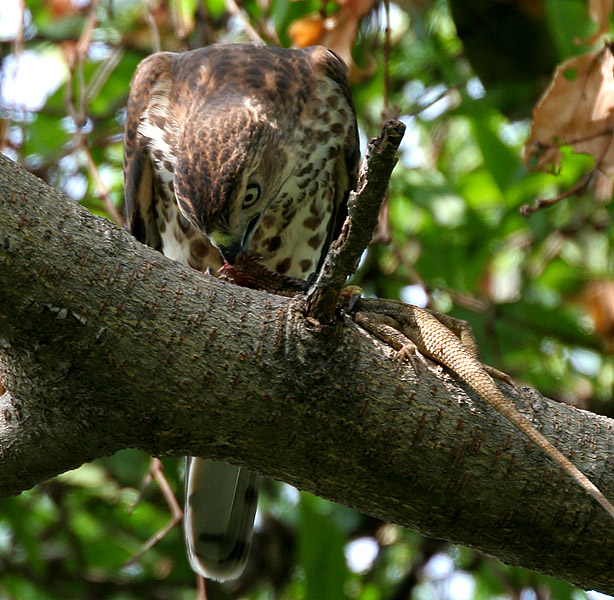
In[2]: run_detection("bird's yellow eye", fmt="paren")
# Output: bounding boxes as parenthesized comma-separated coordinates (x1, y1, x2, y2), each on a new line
(243, 184, 261, 208)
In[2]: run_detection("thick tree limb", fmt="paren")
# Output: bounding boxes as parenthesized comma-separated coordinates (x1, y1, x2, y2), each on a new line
(1, 153, 614, 592)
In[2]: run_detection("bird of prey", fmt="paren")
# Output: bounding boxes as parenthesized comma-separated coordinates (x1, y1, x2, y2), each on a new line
(123, 43, 359, 580)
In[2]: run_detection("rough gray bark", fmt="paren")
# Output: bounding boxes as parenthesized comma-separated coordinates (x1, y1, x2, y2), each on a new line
(1, 151, 614, 593)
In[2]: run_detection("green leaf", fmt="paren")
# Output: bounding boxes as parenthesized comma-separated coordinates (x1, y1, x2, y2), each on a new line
(469, 113, 524, 192)
(298, 494, 349, 600)
(545, 0, 594, 59)
(22, 112, 70, 160)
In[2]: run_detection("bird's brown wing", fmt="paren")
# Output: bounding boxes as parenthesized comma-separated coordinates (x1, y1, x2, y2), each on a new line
(309, 46, 360, 184)
(308, 46, 360, 264)
(123, 52, 173, 248)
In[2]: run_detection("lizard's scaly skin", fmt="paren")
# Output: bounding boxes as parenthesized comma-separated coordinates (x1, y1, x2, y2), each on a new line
(353, 297, 614, 521)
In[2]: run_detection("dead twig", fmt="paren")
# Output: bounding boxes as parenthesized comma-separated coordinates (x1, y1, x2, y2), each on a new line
(124, 458, 184, 566)
(305, 119, 405, 321)
(63, 0, 125, 227)
(521, 127, 613, 217)
(224, 0, 266, 44)
(1, 0, 26, 157)
(520, 171, 593, 217)
(145, 0, 161, 52)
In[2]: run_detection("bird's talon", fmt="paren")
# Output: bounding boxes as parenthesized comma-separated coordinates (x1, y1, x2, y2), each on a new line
(304, 272, 317, 289)
(340, 285, 363, 313)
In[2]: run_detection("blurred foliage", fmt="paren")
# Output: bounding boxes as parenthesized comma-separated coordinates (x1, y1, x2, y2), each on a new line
(1, 0, 613, 598)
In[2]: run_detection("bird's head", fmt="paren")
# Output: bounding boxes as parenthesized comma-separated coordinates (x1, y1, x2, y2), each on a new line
(205, 179, 266, 265)
(174, 99, 289, 264)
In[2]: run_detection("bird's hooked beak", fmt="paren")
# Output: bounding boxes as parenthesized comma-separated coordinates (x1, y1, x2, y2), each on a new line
(210, 231, 241, 264)
(210, 214, 261, 264)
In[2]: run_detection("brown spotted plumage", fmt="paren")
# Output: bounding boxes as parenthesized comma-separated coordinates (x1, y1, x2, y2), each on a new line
(123, 44, 358, 580)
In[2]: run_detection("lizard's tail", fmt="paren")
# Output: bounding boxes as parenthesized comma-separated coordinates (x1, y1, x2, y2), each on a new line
(511, 408, 614, 520)
(471, 375, 614, 521)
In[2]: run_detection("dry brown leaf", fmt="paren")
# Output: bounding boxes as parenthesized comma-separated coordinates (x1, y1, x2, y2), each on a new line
(523, 45, 614, 197)
(585, 0, 613, 44)
(47, 0, 79, 18)
(289, 14, 325, 48)
(289, 0, 376, 82)
(579, 280, 614, 352)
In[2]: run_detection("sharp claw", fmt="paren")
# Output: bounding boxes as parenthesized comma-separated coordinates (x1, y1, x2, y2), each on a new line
(304, 272, 317, 289)
(340, 285, 363, 313)
(395, 342, 428, 372)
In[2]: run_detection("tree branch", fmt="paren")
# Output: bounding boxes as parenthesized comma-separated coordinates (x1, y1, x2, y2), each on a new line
(1, 153, 614, 593)
(306, 119, 405, 321)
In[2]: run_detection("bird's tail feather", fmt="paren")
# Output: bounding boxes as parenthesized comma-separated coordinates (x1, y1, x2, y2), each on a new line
(184, 457, 259, 581)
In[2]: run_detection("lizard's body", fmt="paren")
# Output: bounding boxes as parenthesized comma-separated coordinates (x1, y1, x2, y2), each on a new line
(222, 267, 614, 519)
(348, 295, 614, 521)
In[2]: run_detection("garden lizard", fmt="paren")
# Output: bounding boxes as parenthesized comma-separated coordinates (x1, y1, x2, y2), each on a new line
(220, 261, 614, 521)
(344, 292, 614, 521)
